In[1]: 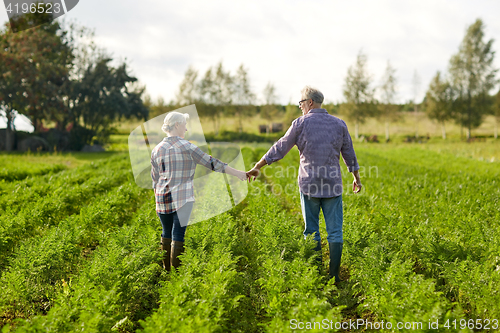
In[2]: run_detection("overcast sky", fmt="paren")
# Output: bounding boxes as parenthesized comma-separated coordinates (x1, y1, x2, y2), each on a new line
(2, 0, 500, 105)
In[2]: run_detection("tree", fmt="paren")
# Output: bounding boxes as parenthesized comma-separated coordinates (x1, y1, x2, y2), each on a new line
(67, 58, 148, 148)
(493, 89, 500, 139)
(425, 71, 453, 139)
(378, 60, 399, 141)
(0, 14, 72, 150)
(412, 70, 421, 138)
(147, 96, 176, 119)
(197, 62, 233, 135)
(260, 82, 279, 134)
(284, 102, 301, 126)
(0, 14, 149, 151)
(232, 64, 256, 132)
(175, 65, 198, 106)
(341, 50, 376, 139)
(448, 18, 498, 139)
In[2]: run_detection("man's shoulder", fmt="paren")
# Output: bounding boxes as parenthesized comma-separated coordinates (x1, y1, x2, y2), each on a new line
(330, 115, 347, 126)
(305, 112, 347, 125)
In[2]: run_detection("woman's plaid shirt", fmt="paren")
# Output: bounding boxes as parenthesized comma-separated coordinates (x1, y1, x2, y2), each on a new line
(151, 136, 227, 214)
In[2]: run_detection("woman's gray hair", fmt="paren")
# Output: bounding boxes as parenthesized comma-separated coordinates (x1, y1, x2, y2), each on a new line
(162, 112, 190, 134)
(301, 86, 324, 104)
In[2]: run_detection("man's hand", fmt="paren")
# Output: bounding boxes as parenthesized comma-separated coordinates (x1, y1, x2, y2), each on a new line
(353, 179, 362, 193)
(246, 168, 260, 182)
(351, 170, 362, 193)
(246, 158, 267, 182)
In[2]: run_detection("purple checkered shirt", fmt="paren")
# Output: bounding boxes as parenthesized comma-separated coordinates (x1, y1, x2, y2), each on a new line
(151, 136, 227, 214)
(263, 109, 359, 197)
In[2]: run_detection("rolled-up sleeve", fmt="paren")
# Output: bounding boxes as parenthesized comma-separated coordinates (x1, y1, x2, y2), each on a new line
(340, 122, 360, 172)
(190, 144, 227, 172)
(264, 120, 299, 165)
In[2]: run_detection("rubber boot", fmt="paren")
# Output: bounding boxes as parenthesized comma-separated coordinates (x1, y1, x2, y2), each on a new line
(161, 237, 171, 271)
(328, 242, 343, 283)
(171, 240, 185, 270)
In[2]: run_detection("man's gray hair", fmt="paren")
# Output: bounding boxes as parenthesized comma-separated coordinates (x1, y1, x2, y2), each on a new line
(301, 86, 324, 104)
(162, 112, 190, 133)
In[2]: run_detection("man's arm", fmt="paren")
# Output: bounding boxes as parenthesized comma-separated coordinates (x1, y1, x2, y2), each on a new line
(339, 121, 362, 193)
(246, 120, 299, 181)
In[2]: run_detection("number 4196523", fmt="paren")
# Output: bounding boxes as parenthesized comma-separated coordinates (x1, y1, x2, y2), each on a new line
(5, 2, 62, 15)
(444, 319, 498, 330)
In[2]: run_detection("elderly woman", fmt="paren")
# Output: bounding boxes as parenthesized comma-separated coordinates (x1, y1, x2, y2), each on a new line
(151, 111, 247, 271)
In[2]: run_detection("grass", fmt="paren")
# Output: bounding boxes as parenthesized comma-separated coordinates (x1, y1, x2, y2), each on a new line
(0, 151, 125, 182)
(355, 140, 500, 163)
(114, 111, 499, 139)
(1, 140, 499, 331)
(0, 151, 123, 168)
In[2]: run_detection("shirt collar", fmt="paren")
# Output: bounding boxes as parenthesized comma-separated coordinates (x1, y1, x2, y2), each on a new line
(307, 108, 328, 114)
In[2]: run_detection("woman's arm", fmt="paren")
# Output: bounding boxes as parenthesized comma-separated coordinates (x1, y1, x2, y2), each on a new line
(189, 143, 247, 181)
(224, 165, 248, 181)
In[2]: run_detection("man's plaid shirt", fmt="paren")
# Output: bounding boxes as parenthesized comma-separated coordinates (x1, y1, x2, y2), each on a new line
(151, 136, 227, 214)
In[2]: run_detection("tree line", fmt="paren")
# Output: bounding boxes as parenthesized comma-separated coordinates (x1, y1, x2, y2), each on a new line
(0, 10, 148, 151)
(171, 62, 301, 135)
(340, 18, 500, 140)
(165, 18, 499, 140)
(425, 19, 500, 139)
(2, 14, 499, 150)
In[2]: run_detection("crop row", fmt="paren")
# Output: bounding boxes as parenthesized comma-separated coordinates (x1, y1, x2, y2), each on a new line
(0, 155, 129, 215)
(8, 200, 161, 332)
(0, 181, 149, 324)
(0, 156, 134, 269)
(259, 144, 500, 327)
(4, 147, 347, 332)
(0, 158, 67, 182)
(4, 144, 495, 331)
(352, 147, 500, 320)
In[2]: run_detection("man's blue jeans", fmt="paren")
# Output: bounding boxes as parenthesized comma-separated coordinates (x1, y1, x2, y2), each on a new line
(300, 192, 343, 245)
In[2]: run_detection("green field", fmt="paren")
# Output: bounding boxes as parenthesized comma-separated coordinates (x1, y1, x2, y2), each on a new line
(0, 141, 499, 332)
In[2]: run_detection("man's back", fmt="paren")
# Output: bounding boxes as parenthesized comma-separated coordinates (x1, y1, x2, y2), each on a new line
(264, 108, 358, 197)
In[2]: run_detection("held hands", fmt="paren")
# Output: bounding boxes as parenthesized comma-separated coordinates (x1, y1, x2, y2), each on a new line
(246, 168, 260, 182)
(225, 166, 250, 181)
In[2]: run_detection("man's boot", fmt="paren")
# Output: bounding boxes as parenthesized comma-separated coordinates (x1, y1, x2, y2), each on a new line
(328, 242, 343, 283)
(161, 237, 172, 271)
(171, 240, 185, 270)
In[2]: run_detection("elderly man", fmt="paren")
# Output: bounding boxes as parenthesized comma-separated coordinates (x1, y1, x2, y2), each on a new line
(247, 86, 362, 283)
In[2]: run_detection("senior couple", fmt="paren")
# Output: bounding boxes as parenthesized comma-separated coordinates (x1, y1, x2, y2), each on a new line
(151, 86, 362, 282)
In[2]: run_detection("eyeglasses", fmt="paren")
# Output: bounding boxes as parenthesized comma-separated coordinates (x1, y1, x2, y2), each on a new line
(298, 99, 310, 106)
